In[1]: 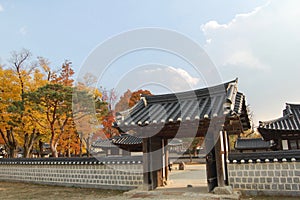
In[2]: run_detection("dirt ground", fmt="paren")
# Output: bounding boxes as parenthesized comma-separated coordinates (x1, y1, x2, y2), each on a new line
(0, 181, 123, 200)
(1, 181, 298, 200)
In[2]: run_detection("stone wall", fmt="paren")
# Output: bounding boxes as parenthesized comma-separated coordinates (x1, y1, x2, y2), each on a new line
(0, 156, 143, 190)
(228, 159, 300, 196)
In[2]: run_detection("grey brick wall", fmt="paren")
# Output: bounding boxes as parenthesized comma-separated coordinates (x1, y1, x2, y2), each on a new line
(0, 158, 143, 190)
(228, 161, 300, 196)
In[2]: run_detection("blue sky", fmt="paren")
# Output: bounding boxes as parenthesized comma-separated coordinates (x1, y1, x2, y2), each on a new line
(1, 0, 300, 126)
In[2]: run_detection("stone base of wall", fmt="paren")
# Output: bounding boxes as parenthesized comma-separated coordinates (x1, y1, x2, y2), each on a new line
(228, 161, 300, 196)
(0, 157, 143, 190)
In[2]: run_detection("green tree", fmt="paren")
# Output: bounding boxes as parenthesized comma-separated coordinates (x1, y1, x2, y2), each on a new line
(25, 84, 73, 157)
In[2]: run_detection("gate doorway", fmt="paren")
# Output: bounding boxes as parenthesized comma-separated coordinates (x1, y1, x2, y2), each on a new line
(115, 79, 250, 192)
(166, 137, 207, 188)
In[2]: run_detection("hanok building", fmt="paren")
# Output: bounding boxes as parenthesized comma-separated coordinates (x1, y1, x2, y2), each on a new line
(258, 103, 300, 150)
(114, 79, 250, 191)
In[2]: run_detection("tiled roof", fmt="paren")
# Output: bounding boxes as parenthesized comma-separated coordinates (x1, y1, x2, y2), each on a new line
(258, 103, 300, 131)
(92, 134, 183, 149)
(234, 138, 275, 150)
(113, 134, 142, 145)
(168, 138, 183, 146)
(115, 78, 250, 133)
(92, 138, 115, 148)
(92, 134, 142, 148)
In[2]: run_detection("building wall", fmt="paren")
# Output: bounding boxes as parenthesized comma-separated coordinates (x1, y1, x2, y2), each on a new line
(0, 157, 143, 190)
(228, 160, 300, 196)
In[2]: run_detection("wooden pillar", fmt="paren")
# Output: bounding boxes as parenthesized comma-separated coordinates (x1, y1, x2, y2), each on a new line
(205, 125, 226, 192)
(222, 131, 229, 185)
(214, 132, 225, 187)
(143, 138, 151, 190)
(205, 129, 218, 192)
(164, 139, 169, 183)
(143, 137, 164, 190)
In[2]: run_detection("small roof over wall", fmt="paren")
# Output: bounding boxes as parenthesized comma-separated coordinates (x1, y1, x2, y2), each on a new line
(92, 134, 183, 153)
(92, 134, 143, 152)
(234, 138, 275, 151)
(258, 103, 300, 140)
(114, 79, 250, 138)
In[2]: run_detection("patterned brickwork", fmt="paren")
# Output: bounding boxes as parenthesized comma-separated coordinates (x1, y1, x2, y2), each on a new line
(228, 161, 300, 196)
(0, 158, 143, 190)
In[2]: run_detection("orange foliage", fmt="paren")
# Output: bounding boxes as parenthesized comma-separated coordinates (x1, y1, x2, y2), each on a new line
(129, 89, 152, 107)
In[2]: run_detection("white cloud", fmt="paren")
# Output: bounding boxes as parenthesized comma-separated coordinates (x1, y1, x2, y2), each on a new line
(201, 20, 228, 34)
(201, 0, 300, 123)
(223, 50, 267, 70)
(140, 66, 200, 88)
(113, 65, 201, 95)
(0, 4, 4, 12)
(166, 66, 199, 86)
(201, 2, 271, 70)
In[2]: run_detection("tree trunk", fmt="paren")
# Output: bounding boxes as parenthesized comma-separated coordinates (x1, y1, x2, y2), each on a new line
(38, 140, 43, 157)
(50, 139, 58, 157)
(86, 137, 90, 157)
(23, 146, 30, 158)
(9, 147, 17, 158)
(67, 142, 71, 157)
(24, 130, 40, 158)
(79, 132, 83, 157)
(0, 128, 18, 158)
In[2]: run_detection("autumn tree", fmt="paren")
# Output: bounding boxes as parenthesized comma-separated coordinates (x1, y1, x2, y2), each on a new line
(115, 89, 152, 112)
(0, 49, 46, 158)
(0, 66, 20, 157)
(55, 60, 74, 86)
(115, 89, 132, 112)
(98, 88, 119, 138)
(57, 119, 80, 157)
(10, 49, 49, 158)
(38, 57, 59, 82)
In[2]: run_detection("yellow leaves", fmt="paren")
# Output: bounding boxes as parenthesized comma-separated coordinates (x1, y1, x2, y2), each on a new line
(93, 88, 102, 99)
(0, 67, 20, 102)
(31, 68, 47, 90)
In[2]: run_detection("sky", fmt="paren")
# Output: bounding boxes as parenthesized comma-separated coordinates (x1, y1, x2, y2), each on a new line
(1, 0, 300, 126)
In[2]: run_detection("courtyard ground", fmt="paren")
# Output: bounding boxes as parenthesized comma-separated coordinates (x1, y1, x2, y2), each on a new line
(0, 181, 122, 200)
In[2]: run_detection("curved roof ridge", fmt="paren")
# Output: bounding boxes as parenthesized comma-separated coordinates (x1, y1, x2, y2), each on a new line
(259, 114, 293, 127)
(116, 100, 144, 117)
(286, 103, 300, 108)
(143, 78, 238, 104)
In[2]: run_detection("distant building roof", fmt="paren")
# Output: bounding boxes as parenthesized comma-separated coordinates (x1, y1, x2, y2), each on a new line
(115, 79, 250, 137)
(91, 134, 143, 153)
(92, 134, 142, 149)
(235, 138, 275, 150)
(258, 103, 300, 140)
(112, 134, 142, 145)
(168, 138, 183, 146)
